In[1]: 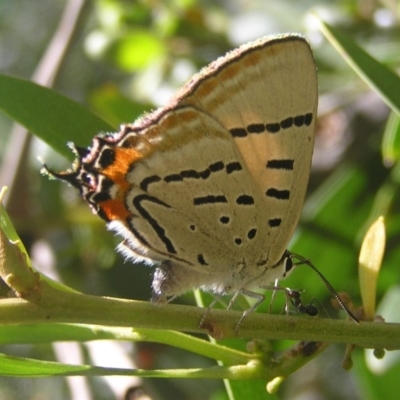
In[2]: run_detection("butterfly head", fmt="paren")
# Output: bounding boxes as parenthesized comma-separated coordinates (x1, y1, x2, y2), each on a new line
(42, 139, 111, 219)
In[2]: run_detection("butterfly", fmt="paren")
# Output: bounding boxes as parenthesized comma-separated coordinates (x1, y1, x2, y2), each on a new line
(45, 34, 357, 325)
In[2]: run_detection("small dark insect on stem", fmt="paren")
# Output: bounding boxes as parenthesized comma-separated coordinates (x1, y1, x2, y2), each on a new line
(285, 289, 319, 317)
(290, 253, 360, 324)
(270, 286, 321, 317)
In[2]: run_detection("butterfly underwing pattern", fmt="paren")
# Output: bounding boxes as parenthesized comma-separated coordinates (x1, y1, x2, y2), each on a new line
(45, 34, 318, 315)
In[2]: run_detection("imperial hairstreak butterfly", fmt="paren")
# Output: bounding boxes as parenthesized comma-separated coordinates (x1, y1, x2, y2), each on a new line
(44, 34, 358, 327)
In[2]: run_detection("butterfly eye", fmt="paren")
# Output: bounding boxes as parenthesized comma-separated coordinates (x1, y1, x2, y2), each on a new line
(81, 172, 91, 185)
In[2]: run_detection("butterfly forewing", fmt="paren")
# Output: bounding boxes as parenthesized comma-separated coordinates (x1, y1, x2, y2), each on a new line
(174, 34, 317, 268)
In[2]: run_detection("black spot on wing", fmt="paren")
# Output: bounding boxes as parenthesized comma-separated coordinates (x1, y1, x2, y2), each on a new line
(209, 161, 224, 172)
(226, 162, 242, 174)
(247, 228, 257, 239)
(266, 123, 281, 133)
(266, 159, 294, 170)
(294, 115, 305, 127)
(230, 128, 247, 138)
(268, 218, 282, 228)
(304, 113, 313, 126)
(280, 117, 293, 129)
(194, 195, 227, 205)
(199, 169, 211, 179)
(220, 216, 230, 224)
(236, 194, 254, 205)
(266, 188, 290, 200)
(234, 238, 242, 245)
(230, 113, 313, 138)
(247, 124, 265, 134)
(198, 254, 208, 266)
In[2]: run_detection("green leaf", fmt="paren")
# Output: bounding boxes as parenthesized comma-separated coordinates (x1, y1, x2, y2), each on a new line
(0, 353, 93, 377)
(382, 111, 400, 165)
(0, 75, 113, 159)
(89, 84, 150, 127)
(318, 20, 400, 116)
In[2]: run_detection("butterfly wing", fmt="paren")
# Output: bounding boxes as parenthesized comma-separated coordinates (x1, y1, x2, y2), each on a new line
(49, 34, 317, 298)
(174, 34, 318, 267)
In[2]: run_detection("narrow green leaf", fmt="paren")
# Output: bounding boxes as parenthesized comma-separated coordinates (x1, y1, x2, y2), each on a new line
(318, 21, 400, 116)
(0, 353, 93, 377)
(382, 111, 400, 165)
(0, 352, 152, 378)
(0, 187, 30, 262)
(0, 75, 114, 159)
(0, 352, 264, 379)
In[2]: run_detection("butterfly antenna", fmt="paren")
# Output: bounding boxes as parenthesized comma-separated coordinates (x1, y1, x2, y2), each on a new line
(291, 253, 360, 324)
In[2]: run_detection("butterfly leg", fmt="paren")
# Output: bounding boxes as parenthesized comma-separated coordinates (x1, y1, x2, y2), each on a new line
(227, 291, 241, 310)
(198, 294, 223, 329)
(200, 289, 265, 333)
(234, 289, 265, 333)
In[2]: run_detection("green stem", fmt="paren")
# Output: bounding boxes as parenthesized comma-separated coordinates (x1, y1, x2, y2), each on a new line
(1, 225, 400, 360)
(0, 289, 399, 349)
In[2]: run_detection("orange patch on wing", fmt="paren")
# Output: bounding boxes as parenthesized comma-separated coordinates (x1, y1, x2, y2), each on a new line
(99, 198, 131, 221)
(101, 148, 142, 190)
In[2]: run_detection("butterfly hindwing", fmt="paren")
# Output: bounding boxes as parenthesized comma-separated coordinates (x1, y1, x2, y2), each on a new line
(115, 108, 269, 272)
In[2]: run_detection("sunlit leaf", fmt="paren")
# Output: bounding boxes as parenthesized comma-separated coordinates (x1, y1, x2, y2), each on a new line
(318, 20, 400, 116)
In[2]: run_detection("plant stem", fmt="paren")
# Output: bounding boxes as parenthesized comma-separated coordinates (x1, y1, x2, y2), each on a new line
(0, 288, 399, 349)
